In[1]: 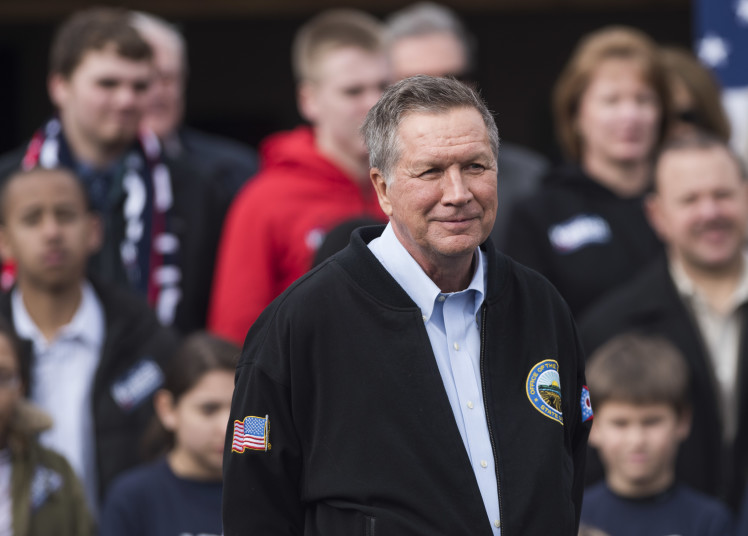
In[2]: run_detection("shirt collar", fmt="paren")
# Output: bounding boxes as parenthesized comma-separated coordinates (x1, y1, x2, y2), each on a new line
(369, 223, 485, 322)
(670, 252, 748, 313)
(12, 281, 105, 348)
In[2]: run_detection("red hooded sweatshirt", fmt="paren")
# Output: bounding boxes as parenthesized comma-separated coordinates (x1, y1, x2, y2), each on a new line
(208, 127, 386, 344)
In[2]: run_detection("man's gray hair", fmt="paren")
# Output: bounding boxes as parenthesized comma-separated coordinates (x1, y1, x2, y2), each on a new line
(130, 11, 187, 75)
(361, 75, 499, 183)
(385, 2, 476, 71)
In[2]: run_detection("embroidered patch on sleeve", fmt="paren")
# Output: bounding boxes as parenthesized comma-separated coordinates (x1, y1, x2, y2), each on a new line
(581, 385, 594, 422)
(526, 360, 563, 425)
(232, 415, 270, 453)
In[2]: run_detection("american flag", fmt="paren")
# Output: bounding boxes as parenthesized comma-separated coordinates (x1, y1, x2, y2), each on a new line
(232, 415, 269, 453)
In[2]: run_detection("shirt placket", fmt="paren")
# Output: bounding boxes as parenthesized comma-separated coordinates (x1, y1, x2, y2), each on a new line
(442, 294, 501, 535)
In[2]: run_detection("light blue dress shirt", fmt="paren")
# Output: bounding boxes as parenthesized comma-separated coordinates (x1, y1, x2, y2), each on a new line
(369, 223, 501, 535)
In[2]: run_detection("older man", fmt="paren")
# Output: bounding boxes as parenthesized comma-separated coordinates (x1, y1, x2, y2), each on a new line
(222, 76, 591, 535)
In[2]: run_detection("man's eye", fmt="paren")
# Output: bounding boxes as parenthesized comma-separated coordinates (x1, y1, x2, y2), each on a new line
(343, 87, 364, 97)
(97, 79, 118, 89)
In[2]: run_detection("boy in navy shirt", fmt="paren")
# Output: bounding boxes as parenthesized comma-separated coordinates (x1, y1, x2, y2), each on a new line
(582, 333, 733, 536)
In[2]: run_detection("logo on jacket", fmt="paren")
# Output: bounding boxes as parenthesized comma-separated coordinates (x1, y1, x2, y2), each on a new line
(30, 466, 63, 511)
(111, 358, 164, 412)
(548, 214, 611, 254)
(232, 415, 270, 453)
(526, 359, 563, 425)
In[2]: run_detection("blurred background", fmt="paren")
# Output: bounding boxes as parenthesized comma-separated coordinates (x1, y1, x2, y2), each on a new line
(0, 0, 691, 161)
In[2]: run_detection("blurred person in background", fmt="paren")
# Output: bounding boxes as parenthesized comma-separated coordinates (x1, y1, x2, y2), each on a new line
(209, 9, 389, 345)
(0, 167, 178, 515)
(581, 133, 748, 507)
(505, 26, 670, 319)
(131, 11, 259, 204)
(385, 1, 549, 250)
(660, 45, 731, 143)
(100, 332, 238, 536)
(0, 315, 93, 536)
(0, 7, 223, 334)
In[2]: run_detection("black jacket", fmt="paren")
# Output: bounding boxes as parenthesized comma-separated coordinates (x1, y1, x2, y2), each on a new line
(223, 226, 591, 536)
(0, 278, 179, 499)
(504, 164, 662, 319)
(580, 257, 748, 508)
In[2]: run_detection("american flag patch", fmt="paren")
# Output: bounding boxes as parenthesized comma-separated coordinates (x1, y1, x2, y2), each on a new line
(232, 415, 270, 453)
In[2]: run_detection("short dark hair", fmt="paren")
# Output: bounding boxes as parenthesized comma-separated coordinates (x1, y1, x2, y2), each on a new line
(361, 74, 499, 183)
(586, 333, 690, 415)
(49, 7, 153, 78)
(653, 129, 747, 192)
(0, 167, 91, 225)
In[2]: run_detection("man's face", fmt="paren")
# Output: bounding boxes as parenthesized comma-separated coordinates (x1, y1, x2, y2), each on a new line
(49, 46, 153, 154)
(299, 46, 389, 163)
(647, 146, 748, 275)
(371, 107, 497, 276)
(389, 31, 468, 81)
(589, 401, 689, 496)
(141, 31, 185, 138)
(0, 170, 101, 294)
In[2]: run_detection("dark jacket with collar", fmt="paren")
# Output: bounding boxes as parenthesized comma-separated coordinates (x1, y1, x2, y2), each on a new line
(223, 225, 591, 536)
(0, 278, 179, 500)
(580, 256, 748, 508)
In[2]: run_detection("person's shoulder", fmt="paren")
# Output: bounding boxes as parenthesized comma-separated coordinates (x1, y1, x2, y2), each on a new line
(582, 481, 611, 508)
(675, 484, 733, 518)
(106, 459, 168, 500)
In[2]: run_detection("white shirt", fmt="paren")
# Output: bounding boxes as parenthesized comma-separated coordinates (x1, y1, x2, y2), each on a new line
(671, 254, 748, 443)
(12, 281, 104, 515)
(369, 223, 501, 535)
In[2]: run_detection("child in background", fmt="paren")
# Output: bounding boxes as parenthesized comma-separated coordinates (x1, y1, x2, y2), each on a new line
(0, 315, 93, 535)
(582, 333, 733, 536)
(99, 332, 239, 536)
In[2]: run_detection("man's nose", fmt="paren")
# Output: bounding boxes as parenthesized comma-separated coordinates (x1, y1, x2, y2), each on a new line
(441, 168, 473, 206)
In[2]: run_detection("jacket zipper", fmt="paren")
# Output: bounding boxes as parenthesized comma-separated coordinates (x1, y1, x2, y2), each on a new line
(479, 303, 504, 534)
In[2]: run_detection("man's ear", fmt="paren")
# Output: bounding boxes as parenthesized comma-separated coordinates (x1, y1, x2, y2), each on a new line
(48, 73, 68, 109)
(644, 192, 667, 241)
(297, 81, 319, 124)
(370, 168, 393, 217)
(0, 226, 15, 264)
(153, 389, 177, 432)
(86, 212, 103, 254)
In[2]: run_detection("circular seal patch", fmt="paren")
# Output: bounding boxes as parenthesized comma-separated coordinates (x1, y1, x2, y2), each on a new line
(526, 359, 563, 425)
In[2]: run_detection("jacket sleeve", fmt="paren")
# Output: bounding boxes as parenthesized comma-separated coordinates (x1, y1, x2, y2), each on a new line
(222, 360, 305, 535)
(208, 186, 280, 345)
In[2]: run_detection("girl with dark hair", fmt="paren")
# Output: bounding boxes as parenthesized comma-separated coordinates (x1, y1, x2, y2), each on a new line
(99, 332, 239, 536)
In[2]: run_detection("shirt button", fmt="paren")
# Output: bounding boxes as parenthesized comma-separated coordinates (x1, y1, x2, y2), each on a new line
(467, 401, 474, 409)
(494, 520, 500, 528)
(480, 460, 488, 468)
(437, 295, 446, 302)
(422, 315, 427, 322)
(453, 342, 460, 351)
